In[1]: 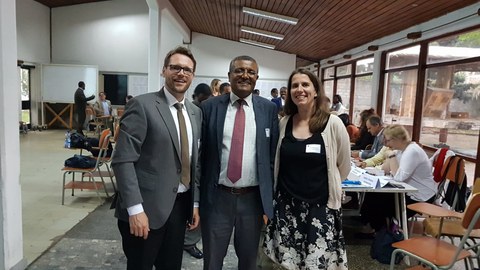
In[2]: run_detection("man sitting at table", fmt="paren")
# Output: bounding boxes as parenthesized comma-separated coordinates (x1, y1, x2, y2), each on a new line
(351, 115, 384, 160)
(93, 91, 114, 133)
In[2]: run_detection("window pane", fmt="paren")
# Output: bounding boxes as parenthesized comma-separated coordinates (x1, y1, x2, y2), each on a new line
(323, 80, 333, 101)
(427, 29, 480, 65)
(356, 57, 374, 74)
(20, 69, 29, 101)
(323, 67, 334, 80)
(353, 75, 373, 125)
(336, 78, 351, 111)
(21, 110, 30, 124)
(337, 64, 351, 77)
(419, 63, 480, 162)
(383, 70, 418, 132)
(386, 45, 420, 69)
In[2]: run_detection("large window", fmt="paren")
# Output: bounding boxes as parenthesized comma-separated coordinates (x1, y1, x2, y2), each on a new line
(419, 29, 480, 168)
(381, 28, 480, 181)
(353, 58, 374, 124)
(321, 56, 374, 120)
(383, 70, 418, 131)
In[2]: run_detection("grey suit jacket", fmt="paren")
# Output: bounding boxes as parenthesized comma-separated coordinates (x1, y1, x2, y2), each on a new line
(360, 129, 385, 159)
(199, 94, 279, 218)
(112, 88, 202, 229)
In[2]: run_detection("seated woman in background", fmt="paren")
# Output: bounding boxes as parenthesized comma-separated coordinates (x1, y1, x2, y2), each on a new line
(351, 108, 375, 150)
(358, 125, 436, 235)
(338, 113, 359, 142)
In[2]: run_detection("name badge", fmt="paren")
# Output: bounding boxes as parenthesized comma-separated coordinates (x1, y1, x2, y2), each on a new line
(306, 144, 321, 154)
(265, 128, 270, 138)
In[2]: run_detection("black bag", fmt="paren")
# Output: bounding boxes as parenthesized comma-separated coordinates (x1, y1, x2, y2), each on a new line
(64, 154, 96, 168)
(440, 156, 467, 212)
(85, 137, 113, 157)
(370, 217, 404, 264)
(70, 132, 88, 149)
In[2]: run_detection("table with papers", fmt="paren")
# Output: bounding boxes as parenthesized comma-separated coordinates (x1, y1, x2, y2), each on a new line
(342, 165, 418, 239)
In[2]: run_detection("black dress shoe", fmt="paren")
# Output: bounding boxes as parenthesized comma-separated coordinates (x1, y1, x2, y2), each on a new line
(184, 245, 203, 259)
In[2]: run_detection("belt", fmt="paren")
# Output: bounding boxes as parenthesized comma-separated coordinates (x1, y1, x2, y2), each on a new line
(216, 184, 259, 195)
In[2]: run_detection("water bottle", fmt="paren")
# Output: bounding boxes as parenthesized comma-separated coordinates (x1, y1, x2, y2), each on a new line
(66, 130, 71, 148)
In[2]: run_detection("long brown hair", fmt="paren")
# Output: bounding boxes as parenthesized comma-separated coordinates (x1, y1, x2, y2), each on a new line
(283, 68, 330, 133)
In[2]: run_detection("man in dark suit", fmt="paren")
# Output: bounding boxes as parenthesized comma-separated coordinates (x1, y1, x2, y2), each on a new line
(112, 46, 202, 270)
(200, 55, 279, 270)
(74, 81, 94, 135)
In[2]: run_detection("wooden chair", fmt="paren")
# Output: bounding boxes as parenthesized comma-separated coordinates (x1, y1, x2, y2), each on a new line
(61, 129, 112, 205)
(389, 193, 480, 270)
(85, 106, 105, 136)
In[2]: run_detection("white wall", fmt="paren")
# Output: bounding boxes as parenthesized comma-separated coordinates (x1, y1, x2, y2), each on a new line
(51, 0, 149, 73)
(1, 0, 27, 269)
(191, 33, 295, 80)
(16, 0, 50, 64)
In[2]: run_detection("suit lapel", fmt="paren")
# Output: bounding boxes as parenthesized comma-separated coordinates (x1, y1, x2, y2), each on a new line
(154, 89, 181, 161)
(216, 95, 229, 157)
(252, 95, 265, 146)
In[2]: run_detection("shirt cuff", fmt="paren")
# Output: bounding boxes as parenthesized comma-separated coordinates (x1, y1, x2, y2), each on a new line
(194, 202, 199, 208)
(127, 204, 144, 216)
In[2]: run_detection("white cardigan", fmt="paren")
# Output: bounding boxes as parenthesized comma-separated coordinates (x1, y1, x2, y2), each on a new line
(274, 114, 351, 210)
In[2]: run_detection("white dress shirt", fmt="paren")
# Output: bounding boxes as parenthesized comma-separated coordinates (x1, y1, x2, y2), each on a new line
(218, 93, 258, 187)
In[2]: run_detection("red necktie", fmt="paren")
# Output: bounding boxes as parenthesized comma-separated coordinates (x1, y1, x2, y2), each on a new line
(227, 99, 245, 183)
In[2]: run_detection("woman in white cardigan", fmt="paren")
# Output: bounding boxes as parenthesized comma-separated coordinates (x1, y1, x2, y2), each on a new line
(263, 68, 351, 270)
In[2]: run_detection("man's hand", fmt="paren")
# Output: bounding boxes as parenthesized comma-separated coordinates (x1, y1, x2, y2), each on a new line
(188, 207, 200, 230)
(351, 151, 360, 158)
(129, 212, 150, 239)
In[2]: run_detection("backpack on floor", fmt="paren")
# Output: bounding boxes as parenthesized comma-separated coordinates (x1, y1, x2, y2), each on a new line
(370, 217, 404, 264)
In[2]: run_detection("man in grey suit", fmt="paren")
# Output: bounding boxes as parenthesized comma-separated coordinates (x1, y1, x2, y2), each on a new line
(112, 46, 201, 270)
(200, 55, 279, 270)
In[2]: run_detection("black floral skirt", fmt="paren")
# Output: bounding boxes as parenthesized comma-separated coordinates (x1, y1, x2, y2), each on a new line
(263, 190, 348, 270)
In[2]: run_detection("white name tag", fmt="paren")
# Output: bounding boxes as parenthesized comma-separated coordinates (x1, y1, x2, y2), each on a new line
(305, 144, 321, 154)
(265, 128, 270, 138)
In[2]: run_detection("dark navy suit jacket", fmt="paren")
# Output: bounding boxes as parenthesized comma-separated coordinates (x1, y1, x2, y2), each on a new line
(199, 93, 279, 218)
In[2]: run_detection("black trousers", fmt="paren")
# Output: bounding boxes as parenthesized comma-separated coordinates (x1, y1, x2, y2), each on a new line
(76, 110, 86, 134)
(118, 191, 190, 270)
(360, 193, 435, 231)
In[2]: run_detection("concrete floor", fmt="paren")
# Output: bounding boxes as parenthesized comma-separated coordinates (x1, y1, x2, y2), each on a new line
(20, 130, 470, 269)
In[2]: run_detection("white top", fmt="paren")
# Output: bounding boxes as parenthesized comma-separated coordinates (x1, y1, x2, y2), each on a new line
(219, 93, 258, 187)
(393, 142, 436, 201)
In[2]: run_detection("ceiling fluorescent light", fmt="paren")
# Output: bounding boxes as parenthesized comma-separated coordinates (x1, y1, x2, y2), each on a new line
(239, 38, 275, 50)
(243, 7, 298, 25)
(241, 26, 284, 40)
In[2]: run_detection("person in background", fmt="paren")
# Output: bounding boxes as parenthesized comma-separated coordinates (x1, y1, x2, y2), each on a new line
(253, 89, 260, 96)
(219, 82, 232, 95)
(74, 81, 95, 135)
(351, 108, 375, 150)
(330, 94, 347, 114)
(112, 46, 201, 270)
(94, 92, 112, 116)
(358, 125, 436, 236)
(338, 113, 359, 142)
(191, 83, 212, 107)
(200, 55, 279, 270)
(93, 91, 114, 134)
(271, 88, 282, 110)
(210, 78, 221, 96)
(354, 145, 393, 168)
(352, 115, 384, 160)
(183, 82, 211, 260)
(263, 68, 350, 270)
(125, 95, 133, 103)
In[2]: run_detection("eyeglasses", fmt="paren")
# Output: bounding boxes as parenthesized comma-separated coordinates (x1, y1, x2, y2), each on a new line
(168, 65, 194, 76)
(232, 68, 257, 77)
